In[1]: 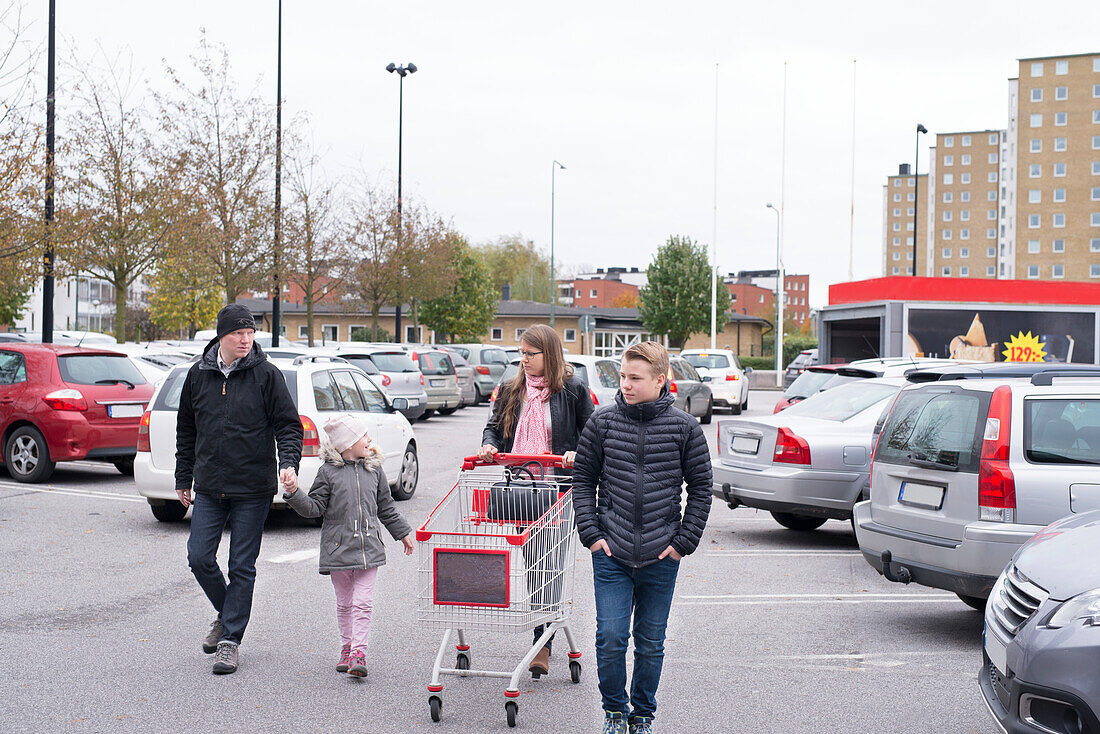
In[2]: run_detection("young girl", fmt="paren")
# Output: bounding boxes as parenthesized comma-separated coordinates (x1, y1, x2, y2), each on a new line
(282, 414, 414, 677)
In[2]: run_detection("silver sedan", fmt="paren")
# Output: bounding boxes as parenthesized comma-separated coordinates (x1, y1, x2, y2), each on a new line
(711, 377, 904, 531)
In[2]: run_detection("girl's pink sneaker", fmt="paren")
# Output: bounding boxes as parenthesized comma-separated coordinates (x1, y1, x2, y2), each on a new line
(336, 644, 352, 673)
(348, 649, 368, 678)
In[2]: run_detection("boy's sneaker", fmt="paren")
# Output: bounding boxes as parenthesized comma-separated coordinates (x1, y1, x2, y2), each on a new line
(629, 717, 654, 734)
(202, 617, 223, 654)
(212, 641, 238, 675)
(348, 649, 368, 678)
(336, 644, 352, 673)
(602, 712, 627, 734)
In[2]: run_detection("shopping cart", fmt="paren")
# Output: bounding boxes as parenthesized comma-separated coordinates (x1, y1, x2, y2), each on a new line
(416, 453, 583, 727)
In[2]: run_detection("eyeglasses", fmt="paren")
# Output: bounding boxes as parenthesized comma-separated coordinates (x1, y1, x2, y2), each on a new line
(519, 350, 543, 359)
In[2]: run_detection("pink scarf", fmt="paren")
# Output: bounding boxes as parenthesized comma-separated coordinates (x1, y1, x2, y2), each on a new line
(512, 374, 551, 455)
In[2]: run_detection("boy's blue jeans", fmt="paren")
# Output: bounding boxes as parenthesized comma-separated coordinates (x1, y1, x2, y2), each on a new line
(186, 492, 271, 645)
(591, 551, 680, 721)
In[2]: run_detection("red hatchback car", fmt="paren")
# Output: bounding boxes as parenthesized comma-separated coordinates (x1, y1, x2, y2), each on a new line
(0, 343, 154, 482)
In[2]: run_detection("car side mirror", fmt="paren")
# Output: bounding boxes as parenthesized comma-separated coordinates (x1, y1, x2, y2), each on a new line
(745, 367, 753, 374)
(391, 397, 409, 411)
(701, 375, 712, 382)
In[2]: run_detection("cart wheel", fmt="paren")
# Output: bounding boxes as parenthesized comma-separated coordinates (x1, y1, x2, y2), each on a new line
(429, 696, 442, 722)
(505, 700, 518, 728)
(456, 653, 470, 670)
(569, 660, 582, 684)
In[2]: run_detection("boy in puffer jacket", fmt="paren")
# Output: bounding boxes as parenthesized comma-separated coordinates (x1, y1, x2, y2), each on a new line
(281, 414, 414, 677)
(572, 341, 712, 734)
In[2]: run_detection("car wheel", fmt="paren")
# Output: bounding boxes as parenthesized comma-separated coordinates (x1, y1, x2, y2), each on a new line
(770, 511, 827, 531)
(701, 397, 713, 425)
(114, 457, 135, 476)
(149, 499, 188, 522)
(438, 407, 457, 416)
(5, 425, 55, 483)
(956, 593, 987, 612)
(391, 443, 419, 501)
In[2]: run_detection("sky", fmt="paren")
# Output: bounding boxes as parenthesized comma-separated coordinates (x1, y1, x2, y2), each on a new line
(11, 0, 1100, 309)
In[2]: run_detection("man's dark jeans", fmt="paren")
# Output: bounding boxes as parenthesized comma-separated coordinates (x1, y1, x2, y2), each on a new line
(591, 552, 680, 721)
(187, 492, 271, 645)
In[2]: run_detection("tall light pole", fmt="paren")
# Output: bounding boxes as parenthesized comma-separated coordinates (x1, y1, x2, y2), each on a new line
(386, 61, 417, 341)
(271, 0, 283, 346)
(767, 203, 782, 385)
(913, 123, 928, 275)
(41, 0, 56, 343)
(710, 62, 719, 349)
(550, 160, 565, 327)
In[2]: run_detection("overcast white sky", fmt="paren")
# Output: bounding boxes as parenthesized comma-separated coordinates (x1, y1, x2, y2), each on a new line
(15, 0, 1100, 308)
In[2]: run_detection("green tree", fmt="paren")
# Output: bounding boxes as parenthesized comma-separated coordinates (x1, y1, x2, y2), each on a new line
(478, 234, 552, 302)
(420, 237, 497, 343)
(637, 235, 731, 347)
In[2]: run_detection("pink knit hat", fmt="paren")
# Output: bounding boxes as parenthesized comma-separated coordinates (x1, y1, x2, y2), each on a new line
(322, 414, 370, 453)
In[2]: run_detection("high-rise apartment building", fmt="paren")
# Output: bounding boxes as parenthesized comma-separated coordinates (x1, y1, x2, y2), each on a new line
(881, 165, 924, 276)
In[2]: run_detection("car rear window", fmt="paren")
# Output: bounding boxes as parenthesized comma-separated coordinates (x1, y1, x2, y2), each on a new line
(782, 381, 899, 422)
(569, 364, 589, 385)
(58, 354, 147, 386)
(340, 356, 380, 374)
(1026, 399, 1100, 465)
(785, 370, 837, 399)
(484, 348, 508, 365)
(875, 387, 986, 472)
(419, 352, 454, 376)
(449, 346, 470, 359)
(684, 354, 730, 369)
(369, 352, 418, 373)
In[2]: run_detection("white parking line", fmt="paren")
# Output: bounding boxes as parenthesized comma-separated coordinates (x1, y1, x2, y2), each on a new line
(676, 592, 958, 606)
(704, 550, 862, 557)
(268, 549, 320, 564)
(0, 482, 146, 503)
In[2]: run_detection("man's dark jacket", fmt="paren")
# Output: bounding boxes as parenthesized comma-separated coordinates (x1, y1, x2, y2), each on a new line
(481, 375, 594, 455)
(572, 385, 712, 567)
(175, 340, 303, 497)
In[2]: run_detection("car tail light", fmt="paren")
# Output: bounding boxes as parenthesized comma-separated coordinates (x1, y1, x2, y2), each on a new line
(773, 399, 790, 414)
(589, 388, 598, 406)
(419, 374, 425, 386)
(979, 385, 1015, 522)
(725, 373, 740, 381)
(490, 385, 500, 403)
(669, 380, 678, 394)
(137, 410, 152, 452)
(476, 366, 490, 375)
(382, 374, 392, 387)
(774, 427, 811, 465)
(43, 389, 87, 411)
(301, 415, 321, 458)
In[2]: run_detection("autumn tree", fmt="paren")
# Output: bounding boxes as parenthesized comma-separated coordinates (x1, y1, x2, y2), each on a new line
(637, 235, 731, 347)
(147, 239, 222, 339)
(345, 177, 401, 340)
(478, 235, 552, 303)
(419, 234, 496, 342)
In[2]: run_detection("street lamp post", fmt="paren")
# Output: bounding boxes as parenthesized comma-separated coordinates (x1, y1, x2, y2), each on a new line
(550, 160, 565, 327)
(41, 0, 56, 343)
(766, 202, 783, 386)
(386, 61, 417, 342)
(271, 0, 283, 346)
(912, 123, 928, 275)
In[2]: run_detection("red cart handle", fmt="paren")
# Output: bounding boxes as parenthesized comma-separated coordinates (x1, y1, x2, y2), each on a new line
(461, 452, 567, 471)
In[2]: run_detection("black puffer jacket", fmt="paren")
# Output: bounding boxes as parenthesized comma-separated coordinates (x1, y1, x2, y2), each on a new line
(573, 385, 712, 567)
(482, 375, 594, 456)
(175, 340, 303, 497)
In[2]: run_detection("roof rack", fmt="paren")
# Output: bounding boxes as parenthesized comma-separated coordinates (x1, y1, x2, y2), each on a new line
(1031, 370, 1100, 386)
(290, 355, 350, 366)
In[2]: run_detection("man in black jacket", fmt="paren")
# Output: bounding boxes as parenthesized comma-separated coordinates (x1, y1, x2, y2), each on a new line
(573, 341, 712, 734)
(175, 304, 302, 675)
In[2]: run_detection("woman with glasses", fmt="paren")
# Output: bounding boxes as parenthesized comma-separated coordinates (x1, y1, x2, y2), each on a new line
(478, 323, 594, 678)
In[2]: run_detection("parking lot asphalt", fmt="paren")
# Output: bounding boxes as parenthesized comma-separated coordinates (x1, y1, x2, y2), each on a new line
(0, 390, 997, 733)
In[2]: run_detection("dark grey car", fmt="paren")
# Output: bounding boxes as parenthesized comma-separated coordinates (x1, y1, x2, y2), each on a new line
(981, 510, 1100, 734)
(669, 357, 713, 424)
(446, 344, 510, 403)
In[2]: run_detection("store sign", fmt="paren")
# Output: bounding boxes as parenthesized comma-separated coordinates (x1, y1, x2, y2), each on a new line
(905, 307, 1096, 364)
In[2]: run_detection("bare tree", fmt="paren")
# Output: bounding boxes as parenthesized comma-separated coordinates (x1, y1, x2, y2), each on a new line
(345, 176, 401, 340)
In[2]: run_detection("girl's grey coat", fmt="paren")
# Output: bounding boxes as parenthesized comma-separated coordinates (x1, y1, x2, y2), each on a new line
(284, 444, 412, 574)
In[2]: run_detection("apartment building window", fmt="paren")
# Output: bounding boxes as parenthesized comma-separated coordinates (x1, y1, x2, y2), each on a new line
(1095, 58, 1100, 72)
(1054, 188, 1066, 202)
(1055, 137, 1067, 152)
(1029, 189, 1041, 203)
(515, 328, 527, 340)
(907, 267, 913, 274)
(943, 247, 952, 258)
(1030, 164, 1042, 177)
(893, 179, 901, 187)
(1055, 163, 1067, 176)
(961, 191, 971, 202)
(907, 207, 914, 216)
(1028, 240, 1041, 253)
(1056, 86, 1068, 100)
(962, 135, 972, 146)
(1053, 214, 1066, 229)
(1094, 162, 1100, 175)
(1093, 239, 1100, 252)
(987, 247, 996, 257)
(960, 210, 970, 221)
(961, 173, 971, 184)
(1094, 136, 1100, 150)
(1030, 139, 1042, 152)
(490, 327, 503, 341)
(1028, 265, 1040, 278)
(1055, 112, 1067, 126)
(961, 229, 971, 240)
(893, 236, 901, 245)
(907, 192, 915, 201)
(1096, 84, 1100, 98)
(892, 251, 900, 261)
(1030, 88, 1043, 102)
(987, 172, 997, 183)
(964, 154, 974, 165)
(943, 192, 953, 203)
(1031, 62, 1044, 77)
(1093, 264, 1100, 278)
(1054, 239, 1065, 253)
(1029, 214, 1041, 228)
(892, 267, 900, 275)
(960, 266, 970, 276)
(1053, 264, 1065, 278)
(1056, 60, 1068, 75)
(893, 207, 901, 217)
(1092, 187, 1100, 200)
(1030, 113, 1043, 128)
(988, 190, 997, 201)
(564, 329, 576, 343)
(960, 247, 970, 257)
(987, 266, 996, 276)
(988, 209, 998, 220)
(942, 266, 951, 276)
(943, 211, 953, 222)
(759, 295, 765, 303)
(943, 136, 954, 147)
(907, 251, 913, 259)
(988, 153, 998, 164)
(893, 193, 901, 201)
(944, 155, 953, 166)
(907, 178, 914, 187)
(943, 173, 953, 185)
(907, 222, 914, 231)
(906, 238, 914, 247)
(1093, 213, 1100, 227)
(892, 222, 900, 231)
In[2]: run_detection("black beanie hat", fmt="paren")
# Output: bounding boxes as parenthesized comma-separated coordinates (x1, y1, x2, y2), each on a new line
(216, 304, 257, 339)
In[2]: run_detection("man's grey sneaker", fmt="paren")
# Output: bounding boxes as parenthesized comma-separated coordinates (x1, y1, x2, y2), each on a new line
(212, 641, 238, 675)
(602, 712, 627, 734)
(202, 617, 224, 654)
(629, 717, 654, 734)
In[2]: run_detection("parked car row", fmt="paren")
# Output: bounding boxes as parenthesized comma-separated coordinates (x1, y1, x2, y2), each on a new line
(711, 358, 1100, 734)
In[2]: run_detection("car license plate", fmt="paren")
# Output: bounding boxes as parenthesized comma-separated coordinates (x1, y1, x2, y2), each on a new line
(899, 481, 945, 510)
(731, 436, 760, 455)
(108, 404, 144, 418)
(406, 397, 419, 406)
(985, 623, 1008, 676)
(430, 379, 445, 387)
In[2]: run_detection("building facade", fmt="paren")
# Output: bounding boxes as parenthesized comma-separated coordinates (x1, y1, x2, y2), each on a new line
(882, 165, 924, 276)
(724, 271, 810, 326)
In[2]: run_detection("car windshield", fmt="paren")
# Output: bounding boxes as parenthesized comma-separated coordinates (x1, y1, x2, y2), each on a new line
(370, 352, 418, 373)
(684, 354, 729, 369)
(875, 388, 985, 472)
(1026, 399, 1100, 465)
(784, 370, 839, 399)
(58, 354, 147, 386)
(781, 381, 899, 422)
